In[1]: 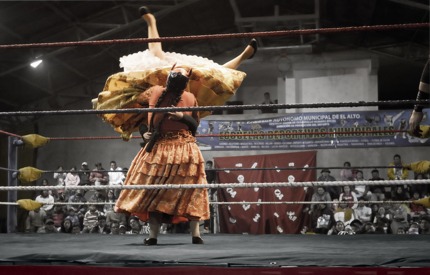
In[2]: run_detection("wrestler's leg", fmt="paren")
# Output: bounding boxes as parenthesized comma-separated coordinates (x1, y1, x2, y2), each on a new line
(190, 220, 204, 244)
(141, 10, 165, 60)
(222, 39, 257, 70)
(147, 212, 161, 240)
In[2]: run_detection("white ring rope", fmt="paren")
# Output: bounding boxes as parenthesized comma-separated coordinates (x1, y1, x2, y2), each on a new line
(1, 179, 430, 191)
(0, 200, 415, 207)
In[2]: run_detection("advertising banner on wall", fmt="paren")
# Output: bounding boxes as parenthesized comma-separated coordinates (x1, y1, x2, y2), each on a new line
(197, 109, 429, 151)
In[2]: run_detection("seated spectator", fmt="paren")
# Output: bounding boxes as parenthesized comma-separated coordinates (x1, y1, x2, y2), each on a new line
(353, 170, 372, 201)
(127, 216, 143, 234)
(60, 218, 73, 233)
(103, 190, 116, 214)
(387, 154, 410, 198)
(64, 166, 80, 200)
(408, 222, 420, 234)
(373, 206, 392, 233)
(311, 201, 335, 234)
(110, 222, 120, 235)
(105, 209, 127, 228)
(410, 191, 428, 221)
(64, 208, 81, 229)
(89, 162, 109, 186)
(340, 161, 356, 181)
(334, 200, 356, 225)
(87, 190, 105, 212)
(419, 215, 430, 234)
(368, 169, 386, 201)
(388, 203, 410, 234)
(95, 216, 110, 234)
(25, 208, 46, 233)
(327, 220, 345, 235)
(309, 186, 332, 214)
(119, 224, 127, 235)
(318, 169, 339, 200)
(362, 222, 377, 234)
(67, 189, 87, 216)
(391, 185, 410, 201)
(37, 219, 58, 234)
(51, 205, 65, 230)
(339, 185, 358, 209)
(354, 199, 372, 224)
(411, 173, 429, 197)
(35, 190, 55, 216)
(82, 205, 101, 233)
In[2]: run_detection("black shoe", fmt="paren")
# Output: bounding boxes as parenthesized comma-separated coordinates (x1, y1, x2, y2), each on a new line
(248, 38, 257, 59)
(144, 238, 157, 246)
(192, 236, 204, 244)
(139, 6, 151, 16)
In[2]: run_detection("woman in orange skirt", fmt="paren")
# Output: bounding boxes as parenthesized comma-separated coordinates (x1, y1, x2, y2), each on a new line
(115, 65, 208, 245)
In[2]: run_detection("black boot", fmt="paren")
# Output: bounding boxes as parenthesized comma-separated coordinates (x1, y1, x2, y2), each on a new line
(248, 38, 258, 59)
(144, 238, 157, 246)
(139, 6, 151, 16)
(192, 236, 204, 244)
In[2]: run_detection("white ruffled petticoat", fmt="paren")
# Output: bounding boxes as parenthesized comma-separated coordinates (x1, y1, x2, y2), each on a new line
(119, 50, 222, 72)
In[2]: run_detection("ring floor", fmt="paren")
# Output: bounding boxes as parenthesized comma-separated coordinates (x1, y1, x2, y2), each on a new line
(0, 233, 429, 267)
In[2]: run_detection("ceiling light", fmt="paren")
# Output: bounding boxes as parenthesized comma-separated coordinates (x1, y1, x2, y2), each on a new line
(30, 59, 43, 68)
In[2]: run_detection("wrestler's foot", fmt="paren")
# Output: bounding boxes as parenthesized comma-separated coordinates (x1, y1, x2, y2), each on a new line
(247, 38, 258, 59)
(144, 238, 158, 246)
(139, 6, 150, 16)
(139, 6, 155, 25)
(192, 236, 204, 244)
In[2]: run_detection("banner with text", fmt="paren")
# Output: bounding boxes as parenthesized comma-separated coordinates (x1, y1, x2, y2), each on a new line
(197, 109, 430, 151)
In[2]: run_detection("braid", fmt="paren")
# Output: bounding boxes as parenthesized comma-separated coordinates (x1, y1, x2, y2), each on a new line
(154, 89, 168, 108)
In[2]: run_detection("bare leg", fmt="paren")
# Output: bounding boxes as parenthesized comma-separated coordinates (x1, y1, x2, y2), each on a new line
(141, 13, 165, 60)
(148, 213, 161, 239)
(222, 39, 257, 70)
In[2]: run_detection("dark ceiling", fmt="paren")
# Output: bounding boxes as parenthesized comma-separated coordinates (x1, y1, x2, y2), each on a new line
(0, 0, 428, 129)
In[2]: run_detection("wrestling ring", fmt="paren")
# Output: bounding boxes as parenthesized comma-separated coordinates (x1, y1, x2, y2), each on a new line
(1, 19, 430, 275)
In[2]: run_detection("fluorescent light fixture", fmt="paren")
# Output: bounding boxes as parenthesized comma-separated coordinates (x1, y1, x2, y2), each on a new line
(30, 59, 43, 68)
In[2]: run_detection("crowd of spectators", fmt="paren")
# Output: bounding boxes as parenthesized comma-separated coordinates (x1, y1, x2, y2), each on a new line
(21, 154, 430, 235)
(305, 154, 430, 235)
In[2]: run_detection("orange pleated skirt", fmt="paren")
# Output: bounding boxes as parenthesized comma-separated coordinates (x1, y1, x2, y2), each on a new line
(115, 130, 210, 223)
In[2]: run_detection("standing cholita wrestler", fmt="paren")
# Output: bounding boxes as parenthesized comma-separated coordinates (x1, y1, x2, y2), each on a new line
(115, 64, 208, 245)
(93, 6, 257, 140)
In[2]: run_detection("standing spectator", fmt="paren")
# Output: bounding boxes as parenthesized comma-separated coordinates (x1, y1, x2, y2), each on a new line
(89, 162, 109, 186)
(388, 203, 410, 234)
(35, 190, 55, 216)
(108, 161, 124, 198)
(317, 169, 339, 200)
(25, 208, 46, 233)
(373, 206, 392, 234)
(79, 162, 91, 186)
(82, 205, 101, 233)
(64, 208, 80, 229)
(64, 166, 80, 200)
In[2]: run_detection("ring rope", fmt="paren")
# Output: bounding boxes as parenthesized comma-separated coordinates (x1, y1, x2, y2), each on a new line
(1, 179, 429, 191)
(0, 100, 428, 117)
(0, 200, 414, 207)
(0, 165, 411, 174)
(0, 22, 427, 49)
